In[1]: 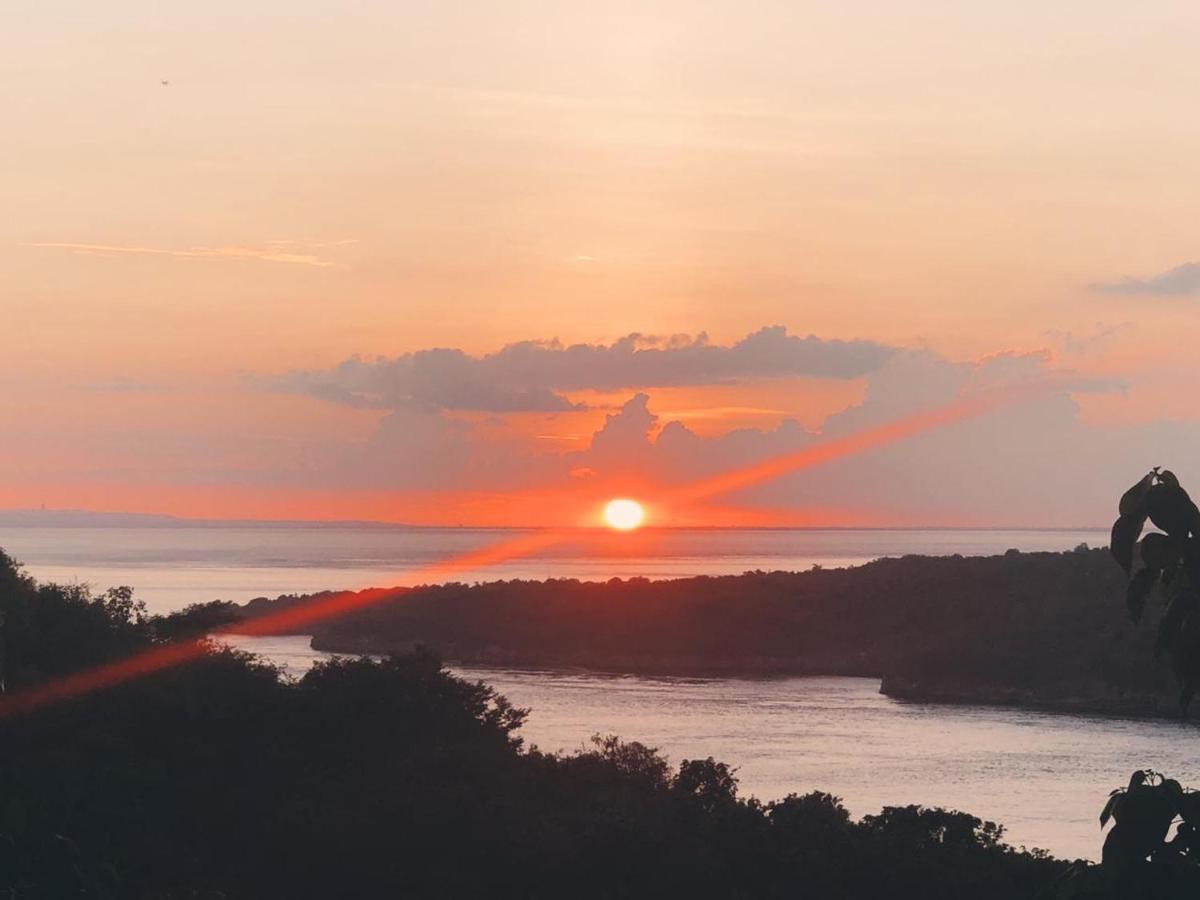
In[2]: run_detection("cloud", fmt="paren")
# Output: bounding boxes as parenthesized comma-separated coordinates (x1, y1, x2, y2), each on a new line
(21, 241, 344, 268)
(1042, 323, 1135, 357)
(586, 393, 659, 475)
(267, 326, 897, 413)
(249, 329, 1197, 527)
(1090, 262, 1200, 297)
(546, 352, 1145, 526)
(276, 351, 585, 413)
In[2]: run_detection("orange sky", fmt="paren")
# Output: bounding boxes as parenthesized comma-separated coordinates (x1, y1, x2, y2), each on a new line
(4, 2, 1200, 526)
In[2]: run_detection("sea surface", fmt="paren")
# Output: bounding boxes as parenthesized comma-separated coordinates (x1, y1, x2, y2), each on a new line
(2, 523, 1169, 862)
(0, 524, 1107, 614)
(224, 633, 1197, 863)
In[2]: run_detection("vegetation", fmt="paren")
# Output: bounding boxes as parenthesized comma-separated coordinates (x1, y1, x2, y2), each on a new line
(0, 549, 1064, 898)
(240, 548, 1186, 717)
(1054, 470, 1200, 898)
(1110, 468, 1200, 711)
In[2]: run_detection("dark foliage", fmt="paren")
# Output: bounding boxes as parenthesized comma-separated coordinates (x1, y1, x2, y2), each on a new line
(255, 548, 1181, 716)
(0, 549, 1063, 898)
(0, 559, 147, 692)
(1051, 770, 1200, 899)
(150, 600, 244, 642)
(1051, 471, 1200, 898)
(1109, 469, 1200, 712)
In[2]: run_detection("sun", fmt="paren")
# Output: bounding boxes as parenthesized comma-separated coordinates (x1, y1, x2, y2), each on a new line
(603, 498, 645, 531)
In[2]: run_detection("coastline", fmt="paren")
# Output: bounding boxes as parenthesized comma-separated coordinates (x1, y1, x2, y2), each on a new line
(308, 632, 876, 678)
(242, 548, 1195, 726)
(877, 675, 1191, 722)
(303, 635, 1195, 724)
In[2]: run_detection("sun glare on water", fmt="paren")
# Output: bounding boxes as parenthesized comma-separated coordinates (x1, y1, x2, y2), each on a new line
(603, 498, 645, 531)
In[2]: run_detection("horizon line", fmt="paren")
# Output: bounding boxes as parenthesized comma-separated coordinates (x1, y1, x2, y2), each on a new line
(0, 506, 1112, 533)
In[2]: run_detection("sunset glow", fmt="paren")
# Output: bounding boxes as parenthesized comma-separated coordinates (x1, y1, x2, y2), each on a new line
(603, 498, 645, 531)
(3, 4, 1199, 531)
(0, 386, 1046, 718)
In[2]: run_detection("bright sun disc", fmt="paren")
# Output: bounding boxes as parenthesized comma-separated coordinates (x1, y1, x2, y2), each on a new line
(603, 498, 645, 531)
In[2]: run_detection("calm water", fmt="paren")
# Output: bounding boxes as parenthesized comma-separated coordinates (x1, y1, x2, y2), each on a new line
(0, 525, 1106, 614)
(224, 633, 1197, 863)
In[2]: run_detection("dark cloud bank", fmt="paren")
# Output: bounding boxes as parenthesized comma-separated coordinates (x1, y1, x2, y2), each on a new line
(267, 327, 897, 413)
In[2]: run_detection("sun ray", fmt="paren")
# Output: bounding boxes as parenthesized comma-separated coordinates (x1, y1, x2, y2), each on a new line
(665, 382, 1050, 507)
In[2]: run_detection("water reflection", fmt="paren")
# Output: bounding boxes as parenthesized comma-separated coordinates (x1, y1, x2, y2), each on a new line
(223, 633, 1197, 861)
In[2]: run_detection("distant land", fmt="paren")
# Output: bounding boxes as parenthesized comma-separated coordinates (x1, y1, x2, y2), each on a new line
(235, 548, 1187, 721)
(0, 508, 431, 529)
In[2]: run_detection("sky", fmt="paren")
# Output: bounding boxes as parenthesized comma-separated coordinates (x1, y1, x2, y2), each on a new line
(4, 1, 1200, 527)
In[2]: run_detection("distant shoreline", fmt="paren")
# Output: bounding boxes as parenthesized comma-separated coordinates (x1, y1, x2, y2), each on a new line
(301, 637, 1196, 725)
(306, 635, 1193, 724)
(0, 508, 1110, 533)
(302, 638, 1200, 729)
(879, 676, 1195, 723)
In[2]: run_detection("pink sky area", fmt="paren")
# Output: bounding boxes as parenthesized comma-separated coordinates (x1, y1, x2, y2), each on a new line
(5, 2, 1200, 527)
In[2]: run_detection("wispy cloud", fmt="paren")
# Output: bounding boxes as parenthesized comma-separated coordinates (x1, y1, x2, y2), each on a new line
(20, 240, 351, 268)
(1042, 322, 1135, 357)
(265, 238, 359, 250)
(1090, 262, 1200, 297)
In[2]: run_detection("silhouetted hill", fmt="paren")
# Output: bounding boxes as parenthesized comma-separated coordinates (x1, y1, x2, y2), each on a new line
(0, 507, 430, 528)
(239, 548, 1185, 718)
(0, 508, 183, 527)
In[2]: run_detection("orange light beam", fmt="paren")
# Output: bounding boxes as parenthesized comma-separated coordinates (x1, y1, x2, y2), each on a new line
(0, 529, 566, 719)
(233, 529, 565, 637)
(0, 381, 1052, 719)
(662, 381, 1050, 509)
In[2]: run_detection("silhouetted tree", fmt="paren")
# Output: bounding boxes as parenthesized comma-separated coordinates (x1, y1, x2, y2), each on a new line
(1059, 472, 1200, 898)
(1110, 468, 1200, 711)
(675, 757, 739, 812)
(151, 599, 243, 641)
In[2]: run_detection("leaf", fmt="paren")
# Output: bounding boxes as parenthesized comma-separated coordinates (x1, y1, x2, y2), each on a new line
(1139, 532, 1179, 572)
(1176, 627, 1200, 712)
(1159, 469, 1181, 489)
(1156, 596, 1188, 658)
(1114, 781, 1178, 857)
(1183, 538, 1200, 587)
(1110, 514, 1146, 575)
(1120, 472, 1156, 516)
(1146, 484, 1200, 539)
(1126, 568, 1157, 624)
(1179, 792, 1200, 826)
(1100, 793, 1122, 828)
